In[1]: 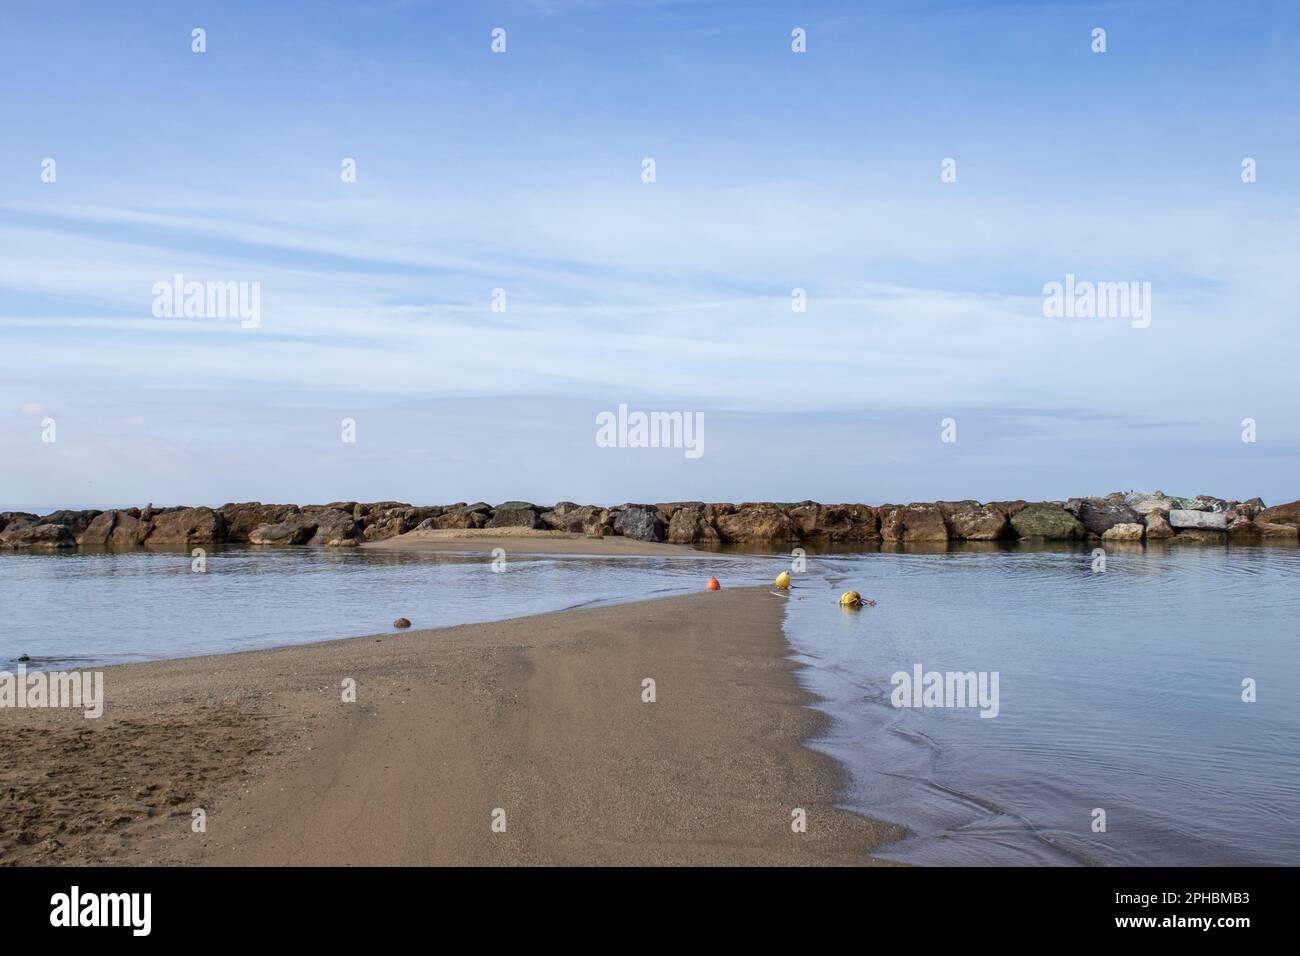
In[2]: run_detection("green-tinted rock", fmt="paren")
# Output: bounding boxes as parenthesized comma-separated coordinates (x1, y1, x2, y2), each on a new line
(1011, 503, 1085, 540)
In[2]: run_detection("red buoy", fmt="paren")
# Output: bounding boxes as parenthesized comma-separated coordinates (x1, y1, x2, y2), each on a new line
(706, 576, 721, 590)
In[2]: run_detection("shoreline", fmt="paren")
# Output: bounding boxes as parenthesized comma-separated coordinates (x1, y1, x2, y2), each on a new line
(0, 588, 904, 866)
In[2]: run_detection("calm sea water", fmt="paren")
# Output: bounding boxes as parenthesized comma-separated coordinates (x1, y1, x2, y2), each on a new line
(2, 544, 1297, 866)
(781, 546, 1300, 866)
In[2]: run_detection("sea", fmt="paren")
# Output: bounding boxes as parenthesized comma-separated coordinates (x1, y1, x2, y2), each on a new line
(2, 540, 1296, 866)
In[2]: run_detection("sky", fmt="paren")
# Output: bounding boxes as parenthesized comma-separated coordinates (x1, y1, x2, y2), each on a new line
(1, 0, 1297, 510)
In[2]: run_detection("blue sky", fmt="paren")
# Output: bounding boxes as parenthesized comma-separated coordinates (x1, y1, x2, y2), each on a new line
(2, 0, 1298, 509)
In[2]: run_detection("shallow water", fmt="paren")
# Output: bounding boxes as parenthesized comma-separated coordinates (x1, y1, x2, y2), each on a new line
(0, 546, 739, 667)
(781, 545, 1300, 866)
(1, 543, 1297, 865)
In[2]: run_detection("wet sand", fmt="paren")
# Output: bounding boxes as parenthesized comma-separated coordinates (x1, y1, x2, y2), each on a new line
(1, 588, 902, 866)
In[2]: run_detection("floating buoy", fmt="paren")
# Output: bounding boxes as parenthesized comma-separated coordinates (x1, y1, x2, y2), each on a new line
(839, 591, 863, 608)
(706, 576, 721, 591)
(774, 570, 791, 590)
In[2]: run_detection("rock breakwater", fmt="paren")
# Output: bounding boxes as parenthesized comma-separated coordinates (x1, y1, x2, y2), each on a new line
(2, 492, 1296, 550)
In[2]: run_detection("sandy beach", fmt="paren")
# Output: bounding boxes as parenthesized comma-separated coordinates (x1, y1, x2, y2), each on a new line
(1, 588, 901, 866)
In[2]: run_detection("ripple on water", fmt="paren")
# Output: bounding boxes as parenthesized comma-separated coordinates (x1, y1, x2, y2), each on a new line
(782, 546, 1300, 866)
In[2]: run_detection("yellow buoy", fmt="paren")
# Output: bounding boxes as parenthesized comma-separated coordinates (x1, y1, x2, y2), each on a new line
(839, 590, 863, 608)
(774, 570, 791, 589)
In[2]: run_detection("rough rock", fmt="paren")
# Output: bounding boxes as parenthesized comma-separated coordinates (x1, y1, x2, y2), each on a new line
(611, 505, 667, 542)
(305, 508, 363, 547)
(486, 502, 543, 530)
(79, 509, 148, 548)
(1168, 510, 1228, 531)
(1010, 503, 1086, 540)
(948, 505, 1009, 541)
(1227, 516, 1258, 539)
(935, 500, 980, 519)
(788, 504, 880, 542)
(37, 510, 102, 536)
(1101, 522, 1145, 542)
(652, 503, 684, 526)
(1125, 492, 1178, 515)
(665, 503, 718, 544)
(361, 506, 441, 541)
(0, 512, 37, 535)
(1257, 521, 1300, 540)
(1144, 511, 1175, 539)
(220, 503, 301, 542)
(78, 510, 116, 547)
(1256, 500, 1300, 528)
(436, 507, 490, 530)
(144, 507, 224, 546)
(1073, 497, 1142, 537)
(1, 522, 76, 548)
(880, 504, 949, 543)
(393, 617, 411, 628)
(713, 504, 797, 544)
(249, 517, 317, 545)
(540, 503, 606, 534)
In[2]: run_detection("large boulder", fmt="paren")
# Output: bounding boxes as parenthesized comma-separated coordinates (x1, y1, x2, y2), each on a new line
(1101, 523, 1145, 542)
(666, 503, 718, 544)
(38, 510, 102, 536)
(144, 507, 224, 546)
(0, 512, 37, 535)
(611, 505, 667, 542)
(79, 509, 148, 548)
(785, 502, 821, 537)
(220, 503, 301, 542)
(948, 505, 1009, 541)
(361, 506, 442, 541)
(540, 503, 606, 534)
(652, 502, 685, 526)
(436, 507, 489, 530)
(1144, 510, 1176, 539)
(1, 522, 76, 548)
(1124, 492, 1178, 515)
(880, 504, 949, 543)
(788, 503, 880, 542)
(249, 515, 318, 545)
(486, 502, 543, 530)
(77, 510, 116, 547)
(1070, 496, 1142, 537)
(1168, 510, 1228, 531)
(935, 500, 980, 519)
(1238, 498, 1265, 520)
(1257, 521, 1300, 540)
(714, 504, 797, 544)
(1011, 503, 1085, 540)
(305, 508, 363, 547)
(1256, 500, 1300, 528)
